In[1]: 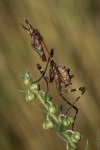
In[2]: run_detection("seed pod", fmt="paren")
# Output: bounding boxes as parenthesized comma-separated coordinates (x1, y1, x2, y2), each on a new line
(71, 132, 83, 143)
(26, 93, 36, 102)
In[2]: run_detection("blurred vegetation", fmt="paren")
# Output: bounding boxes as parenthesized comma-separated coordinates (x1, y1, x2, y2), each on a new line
(0, 0, 100, 149)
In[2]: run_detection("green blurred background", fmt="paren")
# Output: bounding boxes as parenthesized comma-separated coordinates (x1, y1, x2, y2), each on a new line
(0, 0, 100, 149)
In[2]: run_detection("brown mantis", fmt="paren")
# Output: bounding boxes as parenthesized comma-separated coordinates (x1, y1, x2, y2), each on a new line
(19, 18, 47, 62)
(20, 18, 87, 130)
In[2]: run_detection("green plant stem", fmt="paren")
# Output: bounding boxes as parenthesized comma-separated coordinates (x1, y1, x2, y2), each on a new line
(33, 90, 76, 148)
(33, 90, 58, 123)
(63, 131, 76, 148)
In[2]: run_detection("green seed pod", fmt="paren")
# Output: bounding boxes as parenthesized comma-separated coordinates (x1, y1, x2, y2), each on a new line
(26, 93, 36, 102)
(42, 94, 52, 102)
(48, 104, 57, 114)
(24, 77, 33, 85)
(71, 132, 83, 143)
(30, 83, 40, 91)
(62, 117, 74, 126)
(42, 120, 54, 129)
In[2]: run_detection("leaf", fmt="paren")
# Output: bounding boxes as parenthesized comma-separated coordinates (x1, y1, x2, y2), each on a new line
(85, 140, 88, 150)
(18, 90, 27, 93)
(37, 107, 48, 113)
(33, 76, 41, 83)
(56, 131, 68, 143)
(20, 72, 25, 79)
(26, 69, 30, 75)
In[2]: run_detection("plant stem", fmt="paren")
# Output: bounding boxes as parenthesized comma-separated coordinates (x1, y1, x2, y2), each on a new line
(33, 90, 76, 148)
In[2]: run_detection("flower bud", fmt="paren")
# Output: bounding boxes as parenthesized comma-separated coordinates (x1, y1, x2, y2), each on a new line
(30, 83, 40, 91)
(24, 77, 32, 85)
(42, 120, 54, 129)
(48, 104, 57, 114)
(42, 94, 52, 102)
(62, 117, 74, 126)
(71, 132, 83, 143)
(26, 93, 36, 102)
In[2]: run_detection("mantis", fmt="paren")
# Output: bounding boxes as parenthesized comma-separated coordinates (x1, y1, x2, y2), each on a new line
(20, 18, 87, 130)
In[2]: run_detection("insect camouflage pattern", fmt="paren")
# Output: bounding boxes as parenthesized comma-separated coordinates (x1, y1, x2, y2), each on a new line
(20, 18, 87, 130)
(19, 18, 47, 62)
